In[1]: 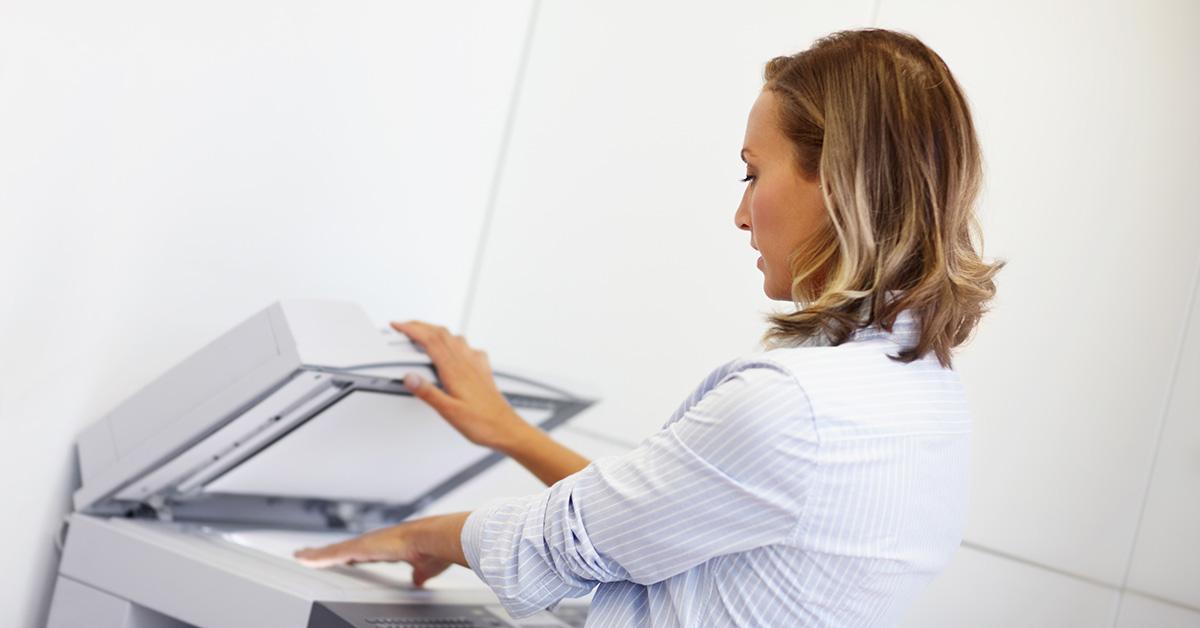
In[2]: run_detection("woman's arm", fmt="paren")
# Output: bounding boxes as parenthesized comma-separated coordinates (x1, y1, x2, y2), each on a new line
(461, 364, 815, 617)
(297, 363, 814, 618)
(488, 418, 591, 487)
(395, 321, 590, 486)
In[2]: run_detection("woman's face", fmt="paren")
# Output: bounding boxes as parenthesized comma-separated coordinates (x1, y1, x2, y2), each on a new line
(734, 89, 828, 301)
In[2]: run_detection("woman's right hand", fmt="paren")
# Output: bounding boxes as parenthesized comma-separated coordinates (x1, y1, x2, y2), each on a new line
(392, 321, 532, 451)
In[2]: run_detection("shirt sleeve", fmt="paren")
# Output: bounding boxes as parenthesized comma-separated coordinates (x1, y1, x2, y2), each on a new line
(460, 362, 818, 618)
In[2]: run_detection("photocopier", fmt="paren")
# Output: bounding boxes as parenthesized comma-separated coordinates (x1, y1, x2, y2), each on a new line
(46, 300, 596, 627)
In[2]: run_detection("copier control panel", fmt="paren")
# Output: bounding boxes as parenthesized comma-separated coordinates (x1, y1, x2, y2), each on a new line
(309, 601, 588, 628)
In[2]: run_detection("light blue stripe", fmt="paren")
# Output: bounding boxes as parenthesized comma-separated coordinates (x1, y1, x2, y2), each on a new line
(461, 311, 970, 626)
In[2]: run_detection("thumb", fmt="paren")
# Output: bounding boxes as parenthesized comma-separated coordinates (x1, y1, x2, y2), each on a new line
(411, 557, 450, 588)
(404, 373, 458, 415)
(411, 566, 432, 588)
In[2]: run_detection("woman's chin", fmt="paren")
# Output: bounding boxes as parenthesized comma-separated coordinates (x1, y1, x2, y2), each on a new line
(762, 281, 792, 302)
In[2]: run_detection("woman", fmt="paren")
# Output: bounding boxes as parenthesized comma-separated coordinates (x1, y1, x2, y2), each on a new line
(296, 28, 1002, 626)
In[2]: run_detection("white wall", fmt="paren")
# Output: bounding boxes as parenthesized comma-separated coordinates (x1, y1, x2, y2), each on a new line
(874, 0, 1200, 591)
(2, 1, 1198, 626)
(0, 1, 535, 625)
(462, 0, 876, 441)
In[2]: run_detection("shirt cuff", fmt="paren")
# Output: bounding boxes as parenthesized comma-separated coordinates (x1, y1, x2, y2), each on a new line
(460, 498, 508, 581)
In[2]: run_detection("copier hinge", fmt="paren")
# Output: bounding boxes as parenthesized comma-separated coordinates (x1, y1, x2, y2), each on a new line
(145, 494, 175, 522)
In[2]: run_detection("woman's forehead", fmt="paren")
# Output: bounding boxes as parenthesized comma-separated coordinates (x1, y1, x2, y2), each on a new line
(744, 91, 787, 156)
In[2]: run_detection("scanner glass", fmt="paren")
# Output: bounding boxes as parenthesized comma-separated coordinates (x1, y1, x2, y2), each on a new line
(204, 391, 553, 504)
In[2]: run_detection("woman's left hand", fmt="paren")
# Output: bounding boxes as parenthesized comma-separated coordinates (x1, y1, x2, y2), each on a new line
(392, 320, 531, 451)
(293, 512, 471, 587)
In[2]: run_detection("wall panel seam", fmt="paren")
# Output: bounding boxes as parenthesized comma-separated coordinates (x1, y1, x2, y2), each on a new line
(1111, 254, 1200, 625)
(459, 0, 542, 334)
(1121, 586, 1200, 615)
(960, 540, 1121, 592)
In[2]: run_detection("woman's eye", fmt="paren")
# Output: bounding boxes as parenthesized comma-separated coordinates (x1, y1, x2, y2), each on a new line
(740, 174, 755, 183)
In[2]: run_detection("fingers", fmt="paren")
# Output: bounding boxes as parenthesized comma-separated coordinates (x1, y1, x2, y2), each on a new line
(403, 373, 460, 415)
(392, 321, 459, 350)
(392, 321, 493, 392)
(293, 538, 375, 569)
(293, 529, 450, 588)
(392, 321, 455, 366)
(393, 322, 471, 374)
(392, 322, 477, 355)
(391, 321, 509, 448)
(471, 348, 490, 371)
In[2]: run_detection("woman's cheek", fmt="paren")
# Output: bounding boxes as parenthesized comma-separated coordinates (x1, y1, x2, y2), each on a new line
(750, 195, 781, 257)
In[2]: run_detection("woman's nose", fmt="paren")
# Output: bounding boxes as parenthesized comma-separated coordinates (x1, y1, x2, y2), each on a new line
(734, 199, 751, 231)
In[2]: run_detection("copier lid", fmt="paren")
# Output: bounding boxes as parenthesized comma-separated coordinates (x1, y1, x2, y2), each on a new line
(72, 300, 594, 530)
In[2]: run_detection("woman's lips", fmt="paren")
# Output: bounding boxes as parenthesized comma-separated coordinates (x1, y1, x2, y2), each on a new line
(756, 255, 764, 269)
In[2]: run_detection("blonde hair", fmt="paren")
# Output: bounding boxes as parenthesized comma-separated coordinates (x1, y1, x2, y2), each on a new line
(762, 28, 1003, 367)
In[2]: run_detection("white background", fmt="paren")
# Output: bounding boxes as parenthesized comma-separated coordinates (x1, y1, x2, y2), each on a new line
(2, 1, 1197, 626)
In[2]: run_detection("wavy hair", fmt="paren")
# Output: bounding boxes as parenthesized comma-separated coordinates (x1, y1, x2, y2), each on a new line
(761, 28, 1003, 367)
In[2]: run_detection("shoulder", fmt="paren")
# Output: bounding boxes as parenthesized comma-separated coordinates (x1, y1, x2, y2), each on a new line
(706, 356, 809, 402)
(746, 337, 970, 440)
(662, 356, 802, 426)
(756, 334, 964, 390)
(685, 357, 817, 436)
(669, 358, 821, 474)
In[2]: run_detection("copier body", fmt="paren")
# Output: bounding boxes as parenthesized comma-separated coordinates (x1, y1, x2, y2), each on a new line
(46, 300, 595, 627)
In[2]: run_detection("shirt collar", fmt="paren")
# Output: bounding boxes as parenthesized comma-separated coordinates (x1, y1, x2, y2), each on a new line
(849, 308, 919, 344)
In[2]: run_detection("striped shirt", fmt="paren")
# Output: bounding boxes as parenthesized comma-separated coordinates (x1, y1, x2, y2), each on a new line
(461, 311, 970, 626)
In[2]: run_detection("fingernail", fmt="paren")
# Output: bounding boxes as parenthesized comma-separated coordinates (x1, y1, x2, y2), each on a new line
(403, 373, 423, 390)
